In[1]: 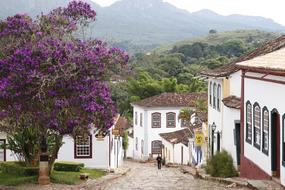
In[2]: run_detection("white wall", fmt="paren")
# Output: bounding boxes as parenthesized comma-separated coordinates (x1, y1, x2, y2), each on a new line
(223, 106, 240, 166)
(243, 73, 285, 185)
(0, 132, 22, 161)
(126, 136, 134, 158)
(133, 105, 194, 160)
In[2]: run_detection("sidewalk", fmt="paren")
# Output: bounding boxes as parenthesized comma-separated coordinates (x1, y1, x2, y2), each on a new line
(180, 165, 283, 190)
(11, 166, 131, 190)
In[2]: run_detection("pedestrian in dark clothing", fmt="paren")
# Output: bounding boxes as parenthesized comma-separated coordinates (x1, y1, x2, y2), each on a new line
(156, 154, 162, 169)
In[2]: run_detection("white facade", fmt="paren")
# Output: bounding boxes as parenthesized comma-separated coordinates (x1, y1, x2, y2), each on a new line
(207, 70, 241, 166)
(58, 125, 123, 170)
(243, 72, 285, 185)
(0, 132, 17, 161)
(132, 105, 194, 160)
(161, 138, 190, 165)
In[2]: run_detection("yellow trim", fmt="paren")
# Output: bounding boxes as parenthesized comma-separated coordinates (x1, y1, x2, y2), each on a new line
(222, 78, 230, 98)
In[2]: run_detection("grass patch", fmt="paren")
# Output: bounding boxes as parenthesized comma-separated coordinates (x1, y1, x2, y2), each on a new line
(0, 172, 37, 186)
(50, 168, 106, 185)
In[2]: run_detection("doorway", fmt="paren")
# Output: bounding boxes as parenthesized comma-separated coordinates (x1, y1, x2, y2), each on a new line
(235, 123, 241, 166)
(271, 110, 280, 177)
(181, 146, 183, 164)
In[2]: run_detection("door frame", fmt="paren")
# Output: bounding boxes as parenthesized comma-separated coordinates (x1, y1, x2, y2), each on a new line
(271, 109, 280, 177)
(234, 121, 241, 166)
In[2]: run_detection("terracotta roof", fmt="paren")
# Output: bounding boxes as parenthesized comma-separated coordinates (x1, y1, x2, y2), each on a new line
(222, 96, 241, 109)
(128, 132, 134, 138)
(132, 93, 207, 108)
(196, 111, 207, 123)
(115, 116, 132, 135)
(237, 47, 285, 72)
(159, 128, 194, 146)
(201, 35, 285, 77)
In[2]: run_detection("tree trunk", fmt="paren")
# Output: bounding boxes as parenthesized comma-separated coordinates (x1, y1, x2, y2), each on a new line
(48, 136, 63, 175)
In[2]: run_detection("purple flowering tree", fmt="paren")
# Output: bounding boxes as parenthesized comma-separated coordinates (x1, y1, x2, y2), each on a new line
(0, 1, 128, 172)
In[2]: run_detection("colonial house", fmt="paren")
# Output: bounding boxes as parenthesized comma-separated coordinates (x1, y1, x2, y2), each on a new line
(0, 115, 124, 170)
(236, 36, 285, 185)
(201, 59, 242, 167)
(203, 35, 285, 186)
(57, 115, 124, 170)
(131, 92, 207, 161)
(160, 128, 194, 165)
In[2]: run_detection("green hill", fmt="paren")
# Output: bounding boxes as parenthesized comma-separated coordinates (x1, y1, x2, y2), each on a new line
(154, 30, 281, 54)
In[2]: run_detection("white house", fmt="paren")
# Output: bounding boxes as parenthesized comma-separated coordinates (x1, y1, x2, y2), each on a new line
(202, 60, 242, 167)
(160, 128, 194, 165)
(131, 92, 207, 161)
(0, 116, 124, 170)
(57, 115, 123, 170)
(202, 35, 285, 186)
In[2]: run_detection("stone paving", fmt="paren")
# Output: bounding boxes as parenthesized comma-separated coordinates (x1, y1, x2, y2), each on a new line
(102, 161, 250, 190)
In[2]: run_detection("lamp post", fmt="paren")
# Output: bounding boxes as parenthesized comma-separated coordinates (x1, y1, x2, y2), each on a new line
(211, 122, 216, 156)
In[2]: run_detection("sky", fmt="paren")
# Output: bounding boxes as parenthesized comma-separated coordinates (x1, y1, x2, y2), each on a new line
(91, 0, 285, 26)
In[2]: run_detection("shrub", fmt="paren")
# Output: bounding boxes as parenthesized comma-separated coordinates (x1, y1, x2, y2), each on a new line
(0, 162, 38, 176)
(205, 150, 238, 178)
(53, 162, 84, 172)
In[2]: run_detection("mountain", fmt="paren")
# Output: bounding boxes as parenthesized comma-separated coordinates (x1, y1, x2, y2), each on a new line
(1, 0, 285, 52)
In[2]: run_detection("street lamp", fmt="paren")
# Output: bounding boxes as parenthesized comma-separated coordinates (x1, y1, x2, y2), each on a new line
(211, 122, 216, 156)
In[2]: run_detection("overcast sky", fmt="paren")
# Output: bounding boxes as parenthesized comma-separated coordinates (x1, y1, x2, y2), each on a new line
(91, 0, 285, 26)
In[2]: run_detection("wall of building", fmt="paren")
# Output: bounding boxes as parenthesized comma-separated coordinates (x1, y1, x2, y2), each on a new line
(223, 106, 240, 166)
(243, 73, 285, 185)
(161, 139, 174, 163)
(145, 107, 193, 158)
(133, 106, 145, 159)
(126, 136, 134, 158)
(0, 132, 17, 161)
(173, 143, 189, 165)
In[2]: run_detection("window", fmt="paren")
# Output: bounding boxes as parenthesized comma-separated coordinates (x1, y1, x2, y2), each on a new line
(253, 103, 261, 149)
(152, 112, 161, 128)
(152, 140, 162, 154)
(141, 140, 144, 154)
(282, 114, 285, 166)
(262, 107, 269, 155)
(135, 137, 138, 151)
(0, 139, 6, 161)
(181, 119, 189, 128)
(74, 135, 92, 158)
(209, 82, 212, 106)
(140, 113, 143, 127)
(246, 101, 252, 144)
(213, 83, 217, 108)
(217, 84, 221, 111)
(135, 112, 138, 125)
(166, 112, 176, 128)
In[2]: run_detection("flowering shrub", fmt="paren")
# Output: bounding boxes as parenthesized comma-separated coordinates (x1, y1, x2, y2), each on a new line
(0, 0, 128, 170)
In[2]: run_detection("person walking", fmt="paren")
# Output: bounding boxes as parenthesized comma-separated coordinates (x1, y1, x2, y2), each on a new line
(156, 154, 162, 169)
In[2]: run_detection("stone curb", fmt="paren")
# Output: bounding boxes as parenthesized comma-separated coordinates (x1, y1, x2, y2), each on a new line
(179, 166, 256, 190)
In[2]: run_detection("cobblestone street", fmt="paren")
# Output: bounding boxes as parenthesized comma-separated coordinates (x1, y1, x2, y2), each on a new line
(102, 161, 249, 190)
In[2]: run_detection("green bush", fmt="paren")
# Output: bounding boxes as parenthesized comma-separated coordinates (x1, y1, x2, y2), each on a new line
(53, 162, 84, 172)
(205, 150, 238, 178)
(0, 162, 38, 176)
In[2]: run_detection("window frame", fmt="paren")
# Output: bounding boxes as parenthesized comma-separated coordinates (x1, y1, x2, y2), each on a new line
(151, 112, 161, 128)
(141, 139, 144, 155)
(74, 135, 92, 159)
(213, 83, 217, 109)
(253, 102, 261, 150)
(135, 137, 138, 151)
(166, 112, 176, 128)
(217, 84, 221, 111)
(151, 140, 162, 154)
(0, 139, 6, 162)
(135, 112, 138, 125)
(262, 107, 269, 155)
(140, 113, 143, 127)
(209, 82, 212, 106)
(246, 101, 252, 144)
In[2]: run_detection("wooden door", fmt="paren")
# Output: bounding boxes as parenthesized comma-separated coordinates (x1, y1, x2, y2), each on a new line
(271, 110, 280, 177)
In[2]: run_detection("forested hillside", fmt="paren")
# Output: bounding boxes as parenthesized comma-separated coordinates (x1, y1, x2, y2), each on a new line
(111, 30, 281, 119)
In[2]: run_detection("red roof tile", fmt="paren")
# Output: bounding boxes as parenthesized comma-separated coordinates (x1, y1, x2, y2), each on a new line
(132, 93, 207, 108)
(222, 96, 241, 109)
(201, 35, 285, 77)
(159, 128, 194, 146)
